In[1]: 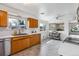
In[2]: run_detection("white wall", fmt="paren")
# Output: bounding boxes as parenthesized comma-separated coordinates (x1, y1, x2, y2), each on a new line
(60, 19, 69, 41)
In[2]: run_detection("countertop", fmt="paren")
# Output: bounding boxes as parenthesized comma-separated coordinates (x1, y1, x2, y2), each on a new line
(0, 33, 41, 39)
(69, 35, 79, 38)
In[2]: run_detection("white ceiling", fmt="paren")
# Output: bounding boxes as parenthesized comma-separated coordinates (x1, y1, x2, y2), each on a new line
(40, 3, 78, 15)
(0, 3, 79, 22)
(39, 3, 78, 22)
(1, 3, 39, 18)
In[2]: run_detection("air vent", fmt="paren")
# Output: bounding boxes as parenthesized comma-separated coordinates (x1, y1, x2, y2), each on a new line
(40, 12, 45, 15)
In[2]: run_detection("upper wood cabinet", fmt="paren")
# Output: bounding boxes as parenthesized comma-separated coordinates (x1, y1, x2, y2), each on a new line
(0, 10, 8, 27)
(27, 18, 38, 28)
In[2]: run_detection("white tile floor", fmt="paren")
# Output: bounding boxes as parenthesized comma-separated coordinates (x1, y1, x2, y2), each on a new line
(40, 40, 62, 56)
(12, 39, 62, 56)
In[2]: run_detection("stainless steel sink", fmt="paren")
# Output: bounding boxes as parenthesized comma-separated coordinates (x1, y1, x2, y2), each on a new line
(15, 33, 28, 36)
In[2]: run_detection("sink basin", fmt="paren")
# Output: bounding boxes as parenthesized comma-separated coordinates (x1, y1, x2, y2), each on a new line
(15, 33, 28, 36)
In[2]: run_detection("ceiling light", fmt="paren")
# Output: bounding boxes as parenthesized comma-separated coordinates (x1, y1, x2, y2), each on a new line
(40, 12, 45, 15)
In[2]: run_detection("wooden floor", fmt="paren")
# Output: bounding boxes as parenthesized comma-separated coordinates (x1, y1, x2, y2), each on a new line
(12, 45, 41, 56)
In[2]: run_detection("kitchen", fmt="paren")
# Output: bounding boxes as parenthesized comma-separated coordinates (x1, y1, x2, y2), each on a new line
(0, 3, 79, 56)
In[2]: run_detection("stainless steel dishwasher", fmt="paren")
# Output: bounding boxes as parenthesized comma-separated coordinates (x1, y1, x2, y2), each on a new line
(0, 39, 5, 56)
(0, 38, 11, 56)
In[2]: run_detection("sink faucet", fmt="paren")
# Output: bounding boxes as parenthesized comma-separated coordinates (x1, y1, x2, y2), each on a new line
(18, 29, 21, 34)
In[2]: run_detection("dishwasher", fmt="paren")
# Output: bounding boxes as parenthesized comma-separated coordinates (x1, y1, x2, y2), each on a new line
(0, 39, 11, 56)
(0, 39, 5, 56)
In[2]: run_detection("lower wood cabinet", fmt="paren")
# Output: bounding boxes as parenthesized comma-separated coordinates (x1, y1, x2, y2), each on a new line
(20, 37, 30, 50)
(11, 36, 30, 54)
(11, 39, 21, 54)
(11, 34, 41, 54)
(30, 34, 41, 46)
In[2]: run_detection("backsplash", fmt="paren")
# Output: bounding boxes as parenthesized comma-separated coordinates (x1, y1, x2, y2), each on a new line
(0, 28, 12, 36)
(0, 27, 39, 36)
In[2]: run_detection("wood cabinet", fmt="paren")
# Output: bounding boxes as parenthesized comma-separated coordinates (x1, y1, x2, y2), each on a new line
(11, 36, 30, 54)
(0, 10, 8, 27)
(11, 38, 21, 54)
(30, 34, 41, 46)
(27, 18, 38, 28)
(11, 34, 41, 54)
(20, 37, 30, 50)
(35, 34, 41, 44)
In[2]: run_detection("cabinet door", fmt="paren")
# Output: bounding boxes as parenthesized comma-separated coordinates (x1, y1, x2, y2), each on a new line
(19, 37, 30, 50)
(11, 37, 30, 54)
(34, 34, 41, 44)
(11, 39, 21, 54)
(28, 18, 34, 28)
(34, 20, 38, 28)
(0, 10, 7, 27)
(30, 36, 35, 46)
(30, 34, 41, 46)
(37, 34, 41, 44)
(28, 18, 38, 28)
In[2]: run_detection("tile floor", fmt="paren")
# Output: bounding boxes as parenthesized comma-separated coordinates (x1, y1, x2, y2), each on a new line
(12, 39, 62, 56)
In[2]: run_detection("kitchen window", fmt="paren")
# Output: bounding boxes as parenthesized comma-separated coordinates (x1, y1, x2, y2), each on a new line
(69, 23, 79, 35)
(40, 23, 46, 31)
(9, 18, 18, 29)
(8, 15, 26, 29)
